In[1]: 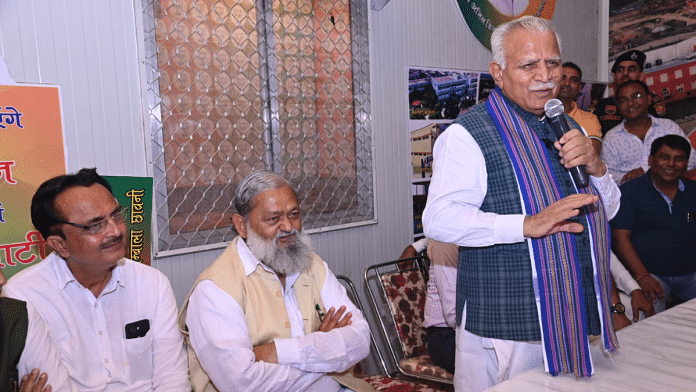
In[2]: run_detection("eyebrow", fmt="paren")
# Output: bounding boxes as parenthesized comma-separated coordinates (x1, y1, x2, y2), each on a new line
(519, 55, 561, 65)
(659, 153, 686, 158)
(617, 65, 638, 71)
(617, 89, 646, 98)
(265, 205, 300, 216)
(83, 205, 121, 225)
(517, 58, 539, 66)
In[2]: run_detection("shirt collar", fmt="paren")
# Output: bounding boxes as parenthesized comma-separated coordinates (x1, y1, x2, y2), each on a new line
(53, 253, 77, 290)
(621, 114, 655, 128)
(646, 169, 685, 190)
(236, 237, 300, 287)
(52, 253, 125, 291)
(236, 238, 265, 276)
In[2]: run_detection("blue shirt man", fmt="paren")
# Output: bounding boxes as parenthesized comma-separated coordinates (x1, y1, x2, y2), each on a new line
(611, 134, 696, 313)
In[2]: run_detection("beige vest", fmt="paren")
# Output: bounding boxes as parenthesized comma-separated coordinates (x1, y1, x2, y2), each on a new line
(178, 237, 374, 392)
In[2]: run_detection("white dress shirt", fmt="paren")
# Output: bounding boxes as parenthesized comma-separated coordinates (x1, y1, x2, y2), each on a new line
(185, 239, 370, 392)
(7, 300, 76, 391)
(601, 115, 696, 184)
(3, 253, 190, 391)
(423, 122, 621, 247)
(423, 240, 458, 329)
(426, 118, 621, 392)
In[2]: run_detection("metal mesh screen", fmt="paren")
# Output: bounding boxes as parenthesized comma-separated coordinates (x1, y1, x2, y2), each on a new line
(142, 0, 373, 255)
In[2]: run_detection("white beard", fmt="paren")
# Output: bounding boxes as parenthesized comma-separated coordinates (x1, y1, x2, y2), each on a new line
(245, 227, 313, 275)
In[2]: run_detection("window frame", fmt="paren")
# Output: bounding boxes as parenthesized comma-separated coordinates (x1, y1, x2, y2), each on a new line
(141, 0, 376, 257)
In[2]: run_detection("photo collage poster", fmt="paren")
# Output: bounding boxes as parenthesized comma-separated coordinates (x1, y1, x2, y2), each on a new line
(609, 0, 696, 136)
(407, 67, 494, 238)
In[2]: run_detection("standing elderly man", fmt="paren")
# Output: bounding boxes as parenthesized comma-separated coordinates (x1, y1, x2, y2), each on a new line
(3, 168, 190, 391)
(558, 62, 602, 154)
(178, 170, 371, 392)
(423, 16, 621, 391)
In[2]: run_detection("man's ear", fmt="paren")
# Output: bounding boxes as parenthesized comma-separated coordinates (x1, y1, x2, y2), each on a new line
(232, 214, 247, 239)
(490, 61, 504, 90)
(47, 235, 70, 259)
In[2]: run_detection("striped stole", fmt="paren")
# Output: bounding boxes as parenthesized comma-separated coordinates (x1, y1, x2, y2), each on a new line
(485, 88, 618, 378)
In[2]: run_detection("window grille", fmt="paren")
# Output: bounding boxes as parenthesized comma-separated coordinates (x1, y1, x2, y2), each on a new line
(142, 0, 374, 255)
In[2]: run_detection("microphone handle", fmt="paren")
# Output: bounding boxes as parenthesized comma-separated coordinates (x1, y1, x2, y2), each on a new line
(548, 115, 590, 188)
(570, 164, 590, 188)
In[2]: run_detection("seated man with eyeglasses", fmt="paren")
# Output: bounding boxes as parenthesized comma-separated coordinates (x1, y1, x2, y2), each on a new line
(600, 80, 696, 185)
(2, 168, 190, 391)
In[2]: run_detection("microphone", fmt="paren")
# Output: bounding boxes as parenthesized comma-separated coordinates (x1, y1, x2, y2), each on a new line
(544, 99, 589, 188)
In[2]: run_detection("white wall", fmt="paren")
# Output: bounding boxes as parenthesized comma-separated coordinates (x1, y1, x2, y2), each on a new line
(1, 0, 602, 352)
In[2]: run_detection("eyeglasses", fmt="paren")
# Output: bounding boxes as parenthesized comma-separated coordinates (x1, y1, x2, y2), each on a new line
(617, 92, 644, 105)
(58, 206, 128, 235)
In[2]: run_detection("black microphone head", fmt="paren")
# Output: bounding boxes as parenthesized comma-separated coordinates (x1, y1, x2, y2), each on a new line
(544, 98, 564, 118)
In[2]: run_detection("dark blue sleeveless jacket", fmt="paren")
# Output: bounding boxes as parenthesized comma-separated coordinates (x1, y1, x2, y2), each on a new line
(452, 101, 601, 341)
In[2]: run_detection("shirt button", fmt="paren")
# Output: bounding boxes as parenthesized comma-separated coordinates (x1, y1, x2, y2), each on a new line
(104, 358, 109, 364)
(99, 331, 104, 336)
(285, 321, 291, 328)
(94, 303, 98, 309)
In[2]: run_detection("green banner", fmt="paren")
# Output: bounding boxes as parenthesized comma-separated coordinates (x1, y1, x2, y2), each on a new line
(456, 0, 556, 51)
(104, 176, 154, 266)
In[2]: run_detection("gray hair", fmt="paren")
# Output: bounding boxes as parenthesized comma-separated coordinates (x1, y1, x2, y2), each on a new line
(491, 16, 562, 69)
(234, 170, 295, 217)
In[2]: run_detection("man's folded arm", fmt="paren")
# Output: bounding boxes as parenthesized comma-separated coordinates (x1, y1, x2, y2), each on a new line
(186, 280, 323, 391)
(275, 264, 370, 374)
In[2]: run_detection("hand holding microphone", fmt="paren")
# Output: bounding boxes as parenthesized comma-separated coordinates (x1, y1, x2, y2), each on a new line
(544, 99, 590, 188)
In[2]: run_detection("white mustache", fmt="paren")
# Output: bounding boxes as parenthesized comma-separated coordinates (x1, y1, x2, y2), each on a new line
(277, 230, 296, 239)
(530, 82, 556, 91)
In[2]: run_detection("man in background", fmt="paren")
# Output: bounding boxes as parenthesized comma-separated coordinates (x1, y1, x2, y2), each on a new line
(590, 49, 667, 135)
(422, 240, 458, 375)
(3, 168, 189, 391)
(611, 135, 696, 313)
(558, 62, 602, 153)
(601, 80, 696, 185)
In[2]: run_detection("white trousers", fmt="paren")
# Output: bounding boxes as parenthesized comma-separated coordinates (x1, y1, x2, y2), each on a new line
(453, 305, 543, 392)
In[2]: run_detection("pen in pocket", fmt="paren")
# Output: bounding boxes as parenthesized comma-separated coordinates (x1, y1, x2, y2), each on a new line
(315, 304, 325, 321)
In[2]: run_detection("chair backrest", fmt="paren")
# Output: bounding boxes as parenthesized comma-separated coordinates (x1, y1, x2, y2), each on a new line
(364, 255, 430, 366)
(336, 275, 390, 377)
(380, 268, 428, 358)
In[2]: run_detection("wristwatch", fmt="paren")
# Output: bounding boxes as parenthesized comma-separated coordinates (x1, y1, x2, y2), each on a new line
(611, 303, 626, 314)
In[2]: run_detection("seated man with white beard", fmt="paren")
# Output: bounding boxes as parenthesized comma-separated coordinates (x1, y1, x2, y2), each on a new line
(178, 170, 372, 392)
